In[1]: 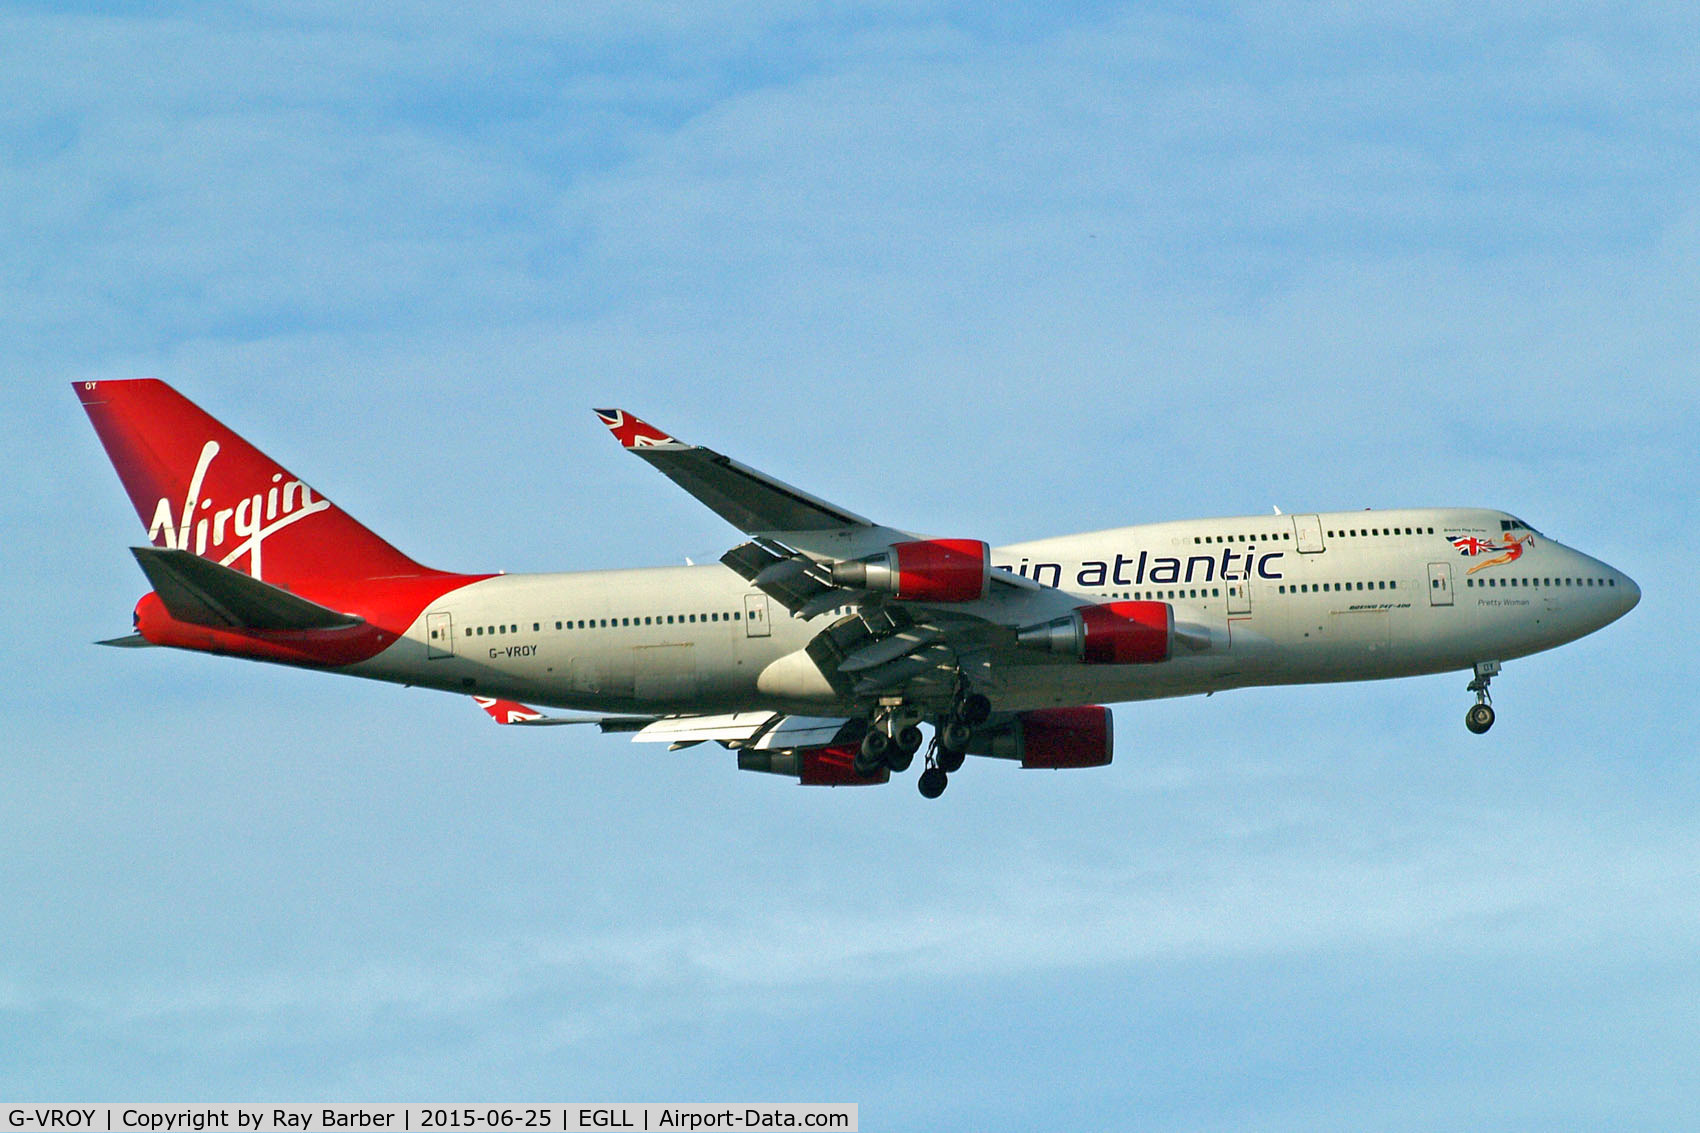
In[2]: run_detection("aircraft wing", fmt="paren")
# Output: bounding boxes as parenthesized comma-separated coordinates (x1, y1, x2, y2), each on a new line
(471, 700, 859, 752)
(592, 409, 1169, 708)
(594, 409, 914, 557)
(476, 702, 882, 785)
(472, 697, 654, 730)
(595, 409, 1046, 611)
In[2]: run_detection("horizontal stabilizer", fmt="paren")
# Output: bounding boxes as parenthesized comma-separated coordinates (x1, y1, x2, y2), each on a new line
(131, 547, 363, 631)
(97, 633, 155, 647)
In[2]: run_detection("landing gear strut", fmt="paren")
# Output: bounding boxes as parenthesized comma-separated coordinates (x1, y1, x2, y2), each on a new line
(1465, 661, 1499, 734)
(913, 727, 957, 797)
(914, 686, 991, 795)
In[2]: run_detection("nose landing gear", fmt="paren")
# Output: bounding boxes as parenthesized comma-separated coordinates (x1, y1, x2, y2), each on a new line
(1465, 661, 1500, 734)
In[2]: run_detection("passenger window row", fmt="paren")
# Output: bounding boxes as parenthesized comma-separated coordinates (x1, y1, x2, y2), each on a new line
(1276, 580, 1398, 594)
(465, 611, 743, 637)
(1324, 526, 1434, 539)
(1466, 577, 1616, 588)
(1192, 525, 1437, 545)
(1193, 533, 1291, 544)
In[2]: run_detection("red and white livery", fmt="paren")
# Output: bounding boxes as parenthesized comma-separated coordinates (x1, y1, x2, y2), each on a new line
(77, 380, 1640, 798)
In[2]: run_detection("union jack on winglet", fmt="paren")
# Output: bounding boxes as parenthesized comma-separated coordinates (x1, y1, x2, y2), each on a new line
(474, 696, 547, 725)
(594, 409, 679, 449)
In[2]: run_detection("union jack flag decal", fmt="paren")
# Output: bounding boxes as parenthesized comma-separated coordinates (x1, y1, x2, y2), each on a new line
(1449, 531, 1534, 574)
(594, 408, 679, 449)
(474, 696, 545, 725)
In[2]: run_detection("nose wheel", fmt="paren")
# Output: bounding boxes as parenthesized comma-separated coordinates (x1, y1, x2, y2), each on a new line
(1465, 661, 1500, 734)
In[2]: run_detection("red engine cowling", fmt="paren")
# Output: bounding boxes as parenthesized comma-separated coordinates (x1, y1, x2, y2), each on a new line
(981, 706, 1113, 768)
(737, 745, 889, 786)
(831, 539, 990, 602)
(1017, 600, 1172, 664)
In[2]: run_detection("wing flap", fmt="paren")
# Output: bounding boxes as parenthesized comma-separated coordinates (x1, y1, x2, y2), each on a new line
(630, 712, 858, 750)
(630, 711, 777, 744)
(720, 538, 858, 615)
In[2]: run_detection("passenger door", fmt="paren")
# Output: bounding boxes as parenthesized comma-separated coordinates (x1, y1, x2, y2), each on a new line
(426, 611, 454, 659)
(1427, 562, 1454, 606)
(744, 593, 772, 637)
(1294, 514, 1326, 554)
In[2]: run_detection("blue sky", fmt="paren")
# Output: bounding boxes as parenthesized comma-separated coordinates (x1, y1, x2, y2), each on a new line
(4, 2, 1698, 1125)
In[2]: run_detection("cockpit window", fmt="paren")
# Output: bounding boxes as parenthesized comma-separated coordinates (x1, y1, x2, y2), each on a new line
(1501, 517, 1542, 535)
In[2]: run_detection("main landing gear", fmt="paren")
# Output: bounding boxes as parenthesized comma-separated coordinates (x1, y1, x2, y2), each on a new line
(854, 689, 994, 798)
(918, 764, 948, 799)
(914, 690, 992, 799)
(855, 715, 923, 777)
(1465, 660, 1500, 734)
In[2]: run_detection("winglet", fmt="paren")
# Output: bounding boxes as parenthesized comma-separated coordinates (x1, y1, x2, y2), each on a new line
(593, 409, 682, 449)
(474, 696, 549, 725)
(470, 697, 655, 729)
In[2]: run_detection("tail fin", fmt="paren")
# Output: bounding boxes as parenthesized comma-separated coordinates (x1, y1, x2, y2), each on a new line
(75, 379, 432, 585)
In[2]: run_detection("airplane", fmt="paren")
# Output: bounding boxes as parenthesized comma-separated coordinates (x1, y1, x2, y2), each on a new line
(75, 379, 1640, 798)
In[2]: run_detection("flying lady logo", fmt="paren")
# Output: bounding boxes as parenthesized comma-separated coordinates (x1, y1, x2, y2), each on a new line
(1449, 531, 1534, 575)
(146, 441, 330, 580)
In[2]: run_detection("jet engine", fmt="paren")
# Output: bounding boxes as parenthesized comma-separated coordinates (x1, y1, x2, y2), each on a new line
(1016, 600, 1172, 664)
(975, 706, 1114, 769)
(737, 745, 890, 786)
(830, 539, 990, 602)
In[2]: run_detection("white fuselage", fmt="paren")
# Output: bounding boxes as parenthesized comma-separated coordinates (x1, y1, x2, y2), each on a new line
(346, 508, 1638, 715)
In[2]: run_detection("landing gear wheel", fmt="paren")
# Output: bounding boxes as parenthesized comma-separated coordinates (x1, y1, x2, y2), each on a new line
(956, 692, 992, 727)
(940, 720, 972, 753)
(884, 726, 921, 774)
(855, 728, 891, 776)
(1465, 661, 1501, 736)
(1465, 703, 1496, 734)
(917, 766, 948, 799)
(895, 724, 924, 756)
(936, 748, 965, 774)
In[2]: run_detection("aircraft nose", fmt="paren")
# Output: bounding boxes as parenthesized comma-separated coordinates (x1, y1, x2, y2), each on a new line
(1619, 569, 1642, 614)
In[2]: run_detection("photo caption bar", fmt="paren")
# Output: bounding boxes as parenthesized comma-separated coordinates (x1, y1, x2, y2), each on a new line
(1, 1106, 855, 1132)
